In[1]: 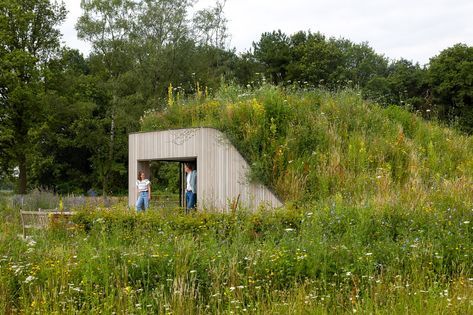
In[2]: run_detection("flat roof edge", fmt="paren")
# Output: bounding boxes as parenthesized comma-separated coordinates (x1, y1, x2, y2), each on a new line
(129, 126, 220, 136)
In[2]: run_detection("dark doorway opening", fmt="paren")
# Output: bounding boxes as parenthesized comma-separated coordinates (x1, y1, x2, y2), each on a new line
(148, 158, 196, 209)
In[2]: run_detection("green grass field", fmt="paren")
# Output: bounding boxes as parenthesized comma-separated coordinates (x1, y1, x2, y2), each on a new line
(1, 85, 472, 314)
(1, 203, 472, 314)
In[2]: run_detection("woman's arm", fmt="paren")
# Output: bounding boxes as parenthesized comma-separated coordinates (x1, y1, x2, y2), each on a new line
(148, 182, 151, 200)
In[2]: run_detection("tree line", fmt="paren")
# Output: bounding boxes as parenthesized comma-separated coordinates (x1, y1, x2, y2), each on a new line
(1, 0, 472, 195)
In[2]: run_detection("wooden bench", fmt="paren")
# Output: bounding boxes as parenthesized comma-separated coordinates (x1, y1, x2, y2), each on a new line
(20, 210, 50, 237)
(20, 209, 75, 237)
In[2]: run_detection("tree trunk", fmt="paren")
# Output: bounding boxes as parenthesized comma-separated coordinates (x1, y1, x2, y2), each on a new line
(103, 104, 116, 197)
(18, 156, 27, 194)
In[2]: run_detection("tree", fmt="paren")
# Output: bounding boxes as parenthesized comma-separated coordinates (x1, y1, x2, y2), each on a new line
(132, 0, 194, 99)
(30, 48, 98, 193)
(193, 0, 229, 49)
(0, 0, 66, 193)
(133, 0, 232, 98)
(253, 30, 291, 84)
(334, 39, 388, 88)
(385, 59, 428, 112)
(76, 0, 137, 195)
(428, 44, 473, 133)
(227, 51, 263, 87)
(290, 32, 343, 87)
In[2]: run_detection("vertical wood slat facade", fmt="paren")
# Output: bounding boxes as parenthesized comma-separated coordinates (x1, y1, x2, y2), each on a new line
(129, 128, 283, 211)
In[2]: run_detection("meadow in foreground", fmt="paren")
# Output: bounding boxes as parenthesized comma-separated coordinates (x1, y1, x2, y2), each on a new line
(1, 86, 472, 314)
(1, 199, 472, 314)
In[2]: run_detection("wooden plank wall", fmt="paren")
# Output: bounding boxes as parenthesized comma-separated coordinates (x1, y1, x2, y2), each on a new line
(129, 128, 283, 211)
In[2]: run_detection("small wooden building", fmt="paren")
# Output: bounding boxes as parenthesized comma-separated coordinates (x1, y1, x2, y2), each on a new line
(128, 128, 283, 210)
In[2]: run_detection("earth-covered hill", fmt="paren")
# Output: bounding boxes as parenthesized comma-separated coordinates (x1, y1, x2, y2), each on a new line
(141, 84, 473, 211)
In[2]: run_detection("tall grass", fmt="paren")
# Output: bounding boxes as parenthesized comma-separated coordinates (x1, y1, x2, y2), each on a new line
(141, 84, 473, 211)
(0, 203, 471, 313)
(8, 189, 126, 211)
(1, 84, 472, 314)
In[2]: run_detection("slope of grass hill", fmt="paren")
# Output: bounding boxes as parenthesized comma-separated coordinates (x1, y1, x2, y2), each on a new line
(141, 84, 473, 212)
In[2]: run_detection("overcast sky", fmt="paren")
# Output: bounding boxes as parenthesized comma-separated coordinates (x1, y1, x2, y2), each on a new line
(60, 0, 473, 65)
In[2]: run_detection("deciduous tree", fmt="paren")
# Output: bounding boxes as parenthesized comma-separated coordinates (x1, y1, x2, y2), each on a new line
(428, 44, 473, 133)
(0, 0, 66, 193)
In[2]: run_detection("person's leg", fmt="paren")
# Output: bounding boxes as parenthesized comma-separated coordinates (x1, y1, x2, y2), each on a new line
(185, 191, 191, 213)
(143, 192, 149, 210)
(136, 193, 144, 212)
(188, 192, 196, 210)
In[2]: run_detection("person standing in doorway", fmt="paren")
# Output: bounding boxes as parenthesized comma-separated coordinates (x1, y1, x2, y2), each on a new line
(136, 170, 151, 212)
(184, 163, 197, 212)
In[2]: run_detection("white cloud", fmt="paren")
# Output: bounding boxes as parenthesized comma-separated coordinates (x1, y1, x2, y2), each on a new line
(59, 0, 473, 64)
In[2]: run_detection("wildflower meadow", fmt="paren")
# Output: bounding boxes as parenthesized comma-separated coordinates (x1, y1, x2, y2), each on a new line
(1, 85, 472, 314)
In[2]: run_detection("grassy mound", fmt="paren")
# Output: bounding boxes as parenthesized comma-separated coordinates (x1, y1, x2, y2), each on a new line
(141, 84, 473, 210)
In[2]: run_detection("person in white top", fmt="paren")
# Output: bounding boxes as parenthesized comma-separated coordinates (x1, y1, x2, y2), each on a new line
(135, 170, 151, 211)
